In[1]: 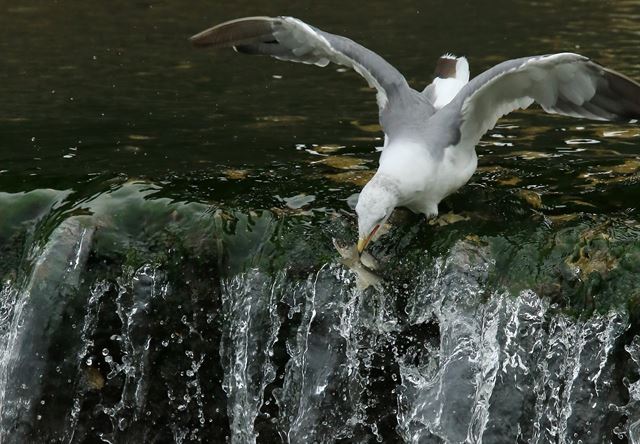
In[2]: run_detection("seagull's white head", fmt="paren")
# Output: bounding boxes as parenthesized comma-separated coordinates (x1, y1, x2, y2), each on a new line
(355, 175, 400, 253)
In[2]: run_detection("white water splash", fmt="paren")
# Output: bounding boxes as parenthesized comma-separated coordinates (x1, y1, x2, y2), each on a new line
(397, 240, 631, 444)
(0, 219, 94, 440)
(220, 270, 284, 444)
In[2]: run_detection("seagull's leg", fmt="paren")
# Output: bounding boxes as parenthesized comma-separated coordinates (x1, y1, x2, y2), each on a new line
(422, 205, 439, 223)
(388, 207, 414, 225)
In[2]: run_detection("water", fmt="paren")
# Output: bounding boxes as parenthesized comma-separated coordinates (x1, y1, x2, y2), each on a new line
(1, 0, 640, 442)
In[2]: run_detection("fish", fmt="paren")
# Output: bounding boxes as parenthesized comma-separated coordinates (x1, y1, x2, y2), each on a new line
(332, 238, 383, 291)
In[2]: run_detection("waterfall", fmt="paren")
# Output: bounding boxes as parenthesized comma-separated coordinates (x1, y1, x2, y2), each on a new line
(0, 184, 638, 443)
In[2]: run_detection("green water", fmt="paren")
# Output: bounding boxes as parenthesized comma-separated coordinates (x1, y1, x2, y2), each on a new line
(1, 0, 639, 202)
(3, 0, 640, 305)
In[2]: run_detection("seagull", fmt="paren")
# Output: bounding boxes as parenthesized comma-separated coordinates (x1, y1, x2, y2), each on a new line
(190, 16, 640, 253)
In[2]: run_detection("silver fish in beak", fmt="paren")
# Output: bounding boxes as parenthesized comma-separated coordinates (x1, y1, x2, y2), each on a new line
(333, 239, 382, 291)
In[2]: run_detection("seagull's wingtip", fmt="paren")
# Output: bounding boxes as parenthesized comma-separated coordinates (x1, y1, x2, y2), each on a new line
(189, 29, 214, 47)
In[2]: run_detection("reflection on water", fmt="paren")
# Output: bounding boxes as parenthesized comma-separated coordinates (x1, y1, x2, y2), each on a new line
(2, 0, 640, 442)
(2, 0, 640, 196)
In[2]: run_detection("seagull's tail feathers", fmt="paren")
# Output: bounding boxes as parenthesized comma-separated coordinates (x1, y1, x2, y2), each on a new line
(434, 53, 469, 83)
(424, 53, 470, 109)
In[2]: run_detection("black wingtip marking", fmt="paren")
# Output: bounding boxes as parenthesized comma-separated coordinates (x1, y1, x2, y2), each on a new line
(190, 17, 277, 49)
(604, 68, 640, 119)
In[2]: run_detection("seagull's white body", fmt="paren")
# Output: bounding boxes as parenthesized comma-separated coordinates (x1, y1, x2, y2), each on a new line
(381, 55, 476, 217)
(191, 16, 640, 251)
(378, 139, 477, 218)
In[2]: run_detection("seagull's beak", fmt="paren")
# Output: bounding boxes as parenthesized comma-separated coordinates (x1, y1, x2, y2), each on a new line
(357, 225, 380, 254)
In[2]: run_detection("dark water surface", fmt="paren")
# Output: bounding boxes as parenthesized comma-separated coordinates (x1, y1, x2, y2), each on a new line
(1, 1, 640, 443)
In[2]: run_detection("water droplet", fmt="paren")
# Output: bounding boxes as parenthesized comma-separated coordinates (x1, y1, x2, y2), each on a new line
(102, 348, 109, 356)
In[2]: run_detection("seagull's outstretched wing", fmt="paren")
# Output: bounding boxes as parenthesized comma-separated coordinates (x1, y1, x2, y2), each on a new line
(190, 16, 412, 112)
(443, 53, 640, 146)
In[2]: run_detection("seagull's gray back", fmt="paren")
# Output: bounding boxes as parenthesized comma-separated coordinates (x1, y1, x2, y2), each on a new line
(380, 88, 437, 139)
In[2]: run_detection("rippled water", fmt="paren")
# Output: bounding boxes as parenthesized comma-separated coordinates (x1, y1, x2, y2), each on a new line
(1, 0, 640, 442)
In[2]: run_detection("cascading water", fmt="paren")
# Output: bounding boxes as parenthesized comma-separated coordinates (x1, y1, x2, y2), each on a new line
(0, 182, 639, 443)
(397, 242, 632, 443)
